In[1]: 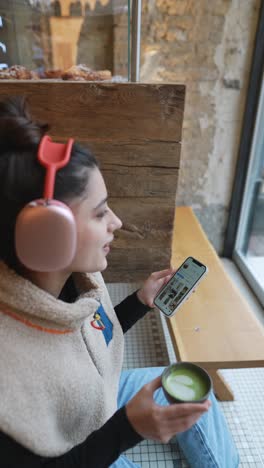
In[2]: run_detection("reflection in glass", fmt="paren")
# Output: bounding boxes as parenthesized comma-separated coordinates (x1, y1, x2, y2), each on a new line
(0, 0, 130, 80)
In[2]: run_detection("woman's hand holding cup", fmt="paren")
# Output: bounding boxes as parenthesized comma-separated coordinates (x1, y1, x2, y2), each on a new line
(125, 375, 211, 444)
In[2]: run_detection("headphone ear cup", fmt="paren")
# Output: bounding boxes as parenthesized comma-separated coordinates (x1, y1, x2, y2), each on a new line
(15, 201, 77, 271)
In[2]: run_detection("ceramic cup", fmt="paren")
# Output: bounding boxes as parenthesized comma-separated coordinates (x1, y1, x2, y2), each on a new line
(161, 362, 212, 404)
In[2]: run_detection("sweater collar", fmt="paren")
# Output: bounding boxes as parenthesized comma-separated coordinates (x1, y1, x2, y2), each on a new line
(0, 261, 105, 331)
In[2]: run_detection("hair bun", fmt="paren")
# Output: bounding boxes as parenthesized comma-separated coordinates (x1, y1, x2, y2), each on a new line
(0, 96, 49, 153)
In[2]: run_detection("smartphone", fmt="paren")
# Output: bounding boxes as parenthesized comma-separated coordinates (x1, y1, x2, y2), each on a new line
(154, 256, 208, 317)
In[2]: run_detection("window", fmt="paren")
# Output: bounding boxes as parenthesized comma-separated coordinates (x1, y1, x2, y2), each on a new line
(233, 76, 264, 306)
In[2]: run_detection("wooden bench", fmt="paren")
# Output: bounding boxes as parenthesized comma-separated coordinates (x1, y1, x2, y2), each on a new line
(168, 206, 264, 401)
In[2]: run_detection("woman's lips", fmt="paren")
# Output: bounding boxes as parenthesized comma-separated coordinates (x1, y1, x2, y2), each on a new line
(103, 238, 113, 254)
(103, 244, 110, 254)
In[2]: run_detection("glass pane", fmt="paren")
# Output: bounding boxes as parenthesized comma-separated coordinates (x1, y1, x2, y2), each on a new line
(234, 76, 264, 306)
(243, 162, 264, 257)
(0, 0, 130, 81)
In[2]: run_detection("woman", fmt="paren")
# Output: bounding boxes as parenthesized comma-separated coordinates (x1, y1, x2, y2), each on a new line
(0, 96, 239, 467)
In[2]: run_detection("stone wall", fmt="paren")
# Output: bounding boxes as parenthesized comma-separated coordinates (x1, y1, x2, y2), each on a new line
(140, 0, 261, 253)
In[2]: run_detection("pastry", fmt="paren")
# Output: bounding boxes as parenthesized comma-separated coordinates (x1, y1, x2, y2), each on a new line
(43, 69, 63, 79)
(0, 65, 39, 80)
(0, 64, 112, 82)
(61, 64, 112, 81)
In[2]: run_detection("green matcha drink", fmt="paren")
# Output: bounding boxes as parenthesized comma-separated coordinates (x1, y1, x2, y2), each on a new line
(163, 368, 208, 402)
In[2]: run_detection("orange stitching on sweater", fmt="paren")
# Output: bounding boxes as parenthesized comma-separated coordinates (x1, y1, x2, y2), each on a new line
(0, 306, 73, 334)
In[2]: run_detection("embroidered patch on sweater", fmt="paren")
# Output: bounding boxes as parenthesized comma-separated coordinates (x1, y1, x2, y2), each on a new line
(92, 303, 113, 346)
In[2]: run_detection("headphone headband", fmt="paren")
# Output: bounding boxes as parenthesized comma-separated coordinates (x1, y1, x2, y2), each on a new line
(38, 136, 74, 199)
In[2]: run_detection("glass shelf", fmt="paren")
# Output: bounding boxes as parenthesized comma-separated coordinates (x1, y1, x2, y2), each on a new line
(0, 0, 130, 81)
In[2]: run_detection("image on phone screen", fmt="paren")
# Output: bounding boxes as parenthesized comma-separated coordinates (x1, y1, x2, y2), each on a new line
(154, 257, 207, 316)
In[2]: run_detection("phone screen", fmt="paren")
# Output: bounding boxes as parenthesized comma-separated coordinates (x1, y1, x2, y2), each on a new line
(154, 257, 206, 316)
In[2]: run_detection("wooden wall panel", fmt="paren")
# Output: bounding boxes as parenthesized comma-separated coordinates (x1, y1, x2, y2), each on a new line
(0, 82, 185, 141)
(0, 82, 185, 281)
(103, 166, 178, 198)
(84, 141, 181, 168)
(106, 248, 173, 283)
(109, 198, 175, 248)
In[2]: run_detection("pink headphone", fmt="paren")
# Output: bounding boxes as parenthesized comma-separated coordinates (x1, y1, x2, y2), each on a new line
(15, 136, 77, 272)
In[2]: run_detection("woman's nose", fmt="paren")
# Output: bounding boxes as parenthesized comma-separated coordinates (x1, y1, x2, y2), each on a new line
(109, 210, 122, 231)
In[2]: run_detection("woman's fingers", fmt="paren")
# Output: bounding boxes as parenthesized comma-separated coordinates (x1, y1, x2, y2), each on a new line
(161, 274, 175, 286)
(155, 402, 210, 438)
(151, 268, 175, 280)
(159, 401, 210, 422)
(144, 375, 162, 393)
(163, 400, 210, 414)
(160, 412, 206, 437)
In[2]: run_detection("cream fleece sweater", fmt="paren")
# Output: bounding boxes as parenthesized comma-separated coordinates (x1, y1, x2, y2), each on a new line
(0, 261, 124, 457)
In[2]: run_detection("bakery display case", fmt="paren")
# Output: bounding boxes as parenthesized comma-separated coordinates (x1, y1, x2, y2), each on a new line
(0, 0, 131, 81)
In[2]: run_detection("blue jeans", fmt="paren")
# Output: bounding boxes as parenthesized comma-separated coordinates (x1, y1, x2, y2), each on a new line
(110, 368, 239, 468)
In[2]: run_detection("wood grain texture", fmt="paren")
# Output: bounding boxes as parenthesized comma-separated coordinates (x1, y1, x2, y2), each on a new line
(0, 82, 185, 142)
(103, 166, 179, 198)
(84, 141, 181, 168)
(104, 248, 172, 282)
(0, 83, 185, 280)
(108, 198, 175, 248)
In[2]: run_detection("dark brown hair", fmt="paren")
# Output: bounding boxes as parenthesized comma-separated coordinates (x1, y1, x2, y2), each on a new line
(0, 96, 98, 271)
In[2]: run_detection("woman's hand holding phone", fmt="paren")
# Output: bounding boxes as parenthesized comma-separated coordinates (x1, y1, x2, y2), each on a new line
(136, 257, 207, 317)
(125, 376, 211, 443)
(136, 268, 176, 308)
(153, 257, 208, 318)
